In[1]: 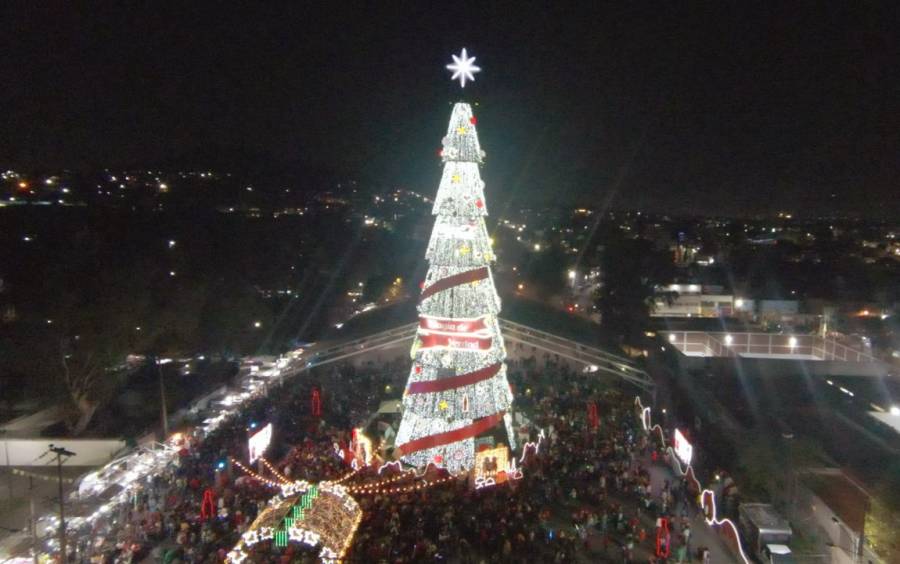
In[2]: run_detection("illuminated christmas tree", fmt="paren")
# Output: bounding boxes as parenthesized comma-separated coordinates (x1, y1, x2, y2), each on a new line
(394, 51, 515, 473)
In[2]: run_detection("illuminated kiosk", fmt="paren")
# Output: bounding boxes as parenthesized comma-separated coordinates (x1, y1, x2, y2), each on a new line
(226, 481, 362, 564)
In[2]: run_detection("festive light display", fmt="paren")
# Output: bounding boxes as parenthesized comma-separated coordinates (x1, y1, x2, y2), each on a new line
(474, 445, 509, 481)
(352, 474, 457, 496)
(394, 100, 515, 473)
(248, 423, 273, 464)
(232, 458, 284, 488)
(259, 456, 292, 484)
(226, 481, 362, 564)
(673, 428, 693, 465)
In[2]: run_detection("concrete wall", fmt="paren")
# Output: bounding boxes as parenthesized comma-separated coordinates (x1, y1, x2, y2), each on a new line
(0, 439, 127, 466)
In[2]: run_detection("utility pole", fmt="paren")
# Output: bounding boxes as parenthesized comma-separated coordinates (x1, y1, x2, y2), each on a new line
(157, 360, 169, 439)
(30, 475, 38, 564)
(47, 445, 75, 562)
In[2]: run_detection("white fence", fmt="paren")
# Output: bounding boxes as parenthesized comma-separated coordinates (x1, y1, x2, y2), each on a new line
(662, 331, 878, 363)
(0, 439, 127, 466)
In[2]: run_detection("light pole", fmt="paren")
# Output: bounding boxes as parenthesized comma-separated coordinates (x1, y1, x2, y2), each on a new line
(29, 475, 37, 564)
(157, 359, 169, 439)
(47, 445, 75, 561)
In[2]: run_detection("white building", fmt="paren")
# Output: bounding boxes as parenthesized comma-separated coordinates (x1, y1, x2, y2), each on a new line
(652, 284, 735, 318)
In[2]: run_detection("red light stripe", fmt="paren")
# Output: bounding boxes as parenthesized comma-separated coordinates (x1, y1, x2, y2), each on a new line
(407, 363, 501, 394)
(395, 412, 505, 457)
(419, 267, 489, 301)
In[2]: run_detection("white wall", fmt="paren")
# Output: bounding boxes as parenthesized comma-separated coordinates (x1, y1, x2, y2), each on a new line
(0, 439, 127, 466)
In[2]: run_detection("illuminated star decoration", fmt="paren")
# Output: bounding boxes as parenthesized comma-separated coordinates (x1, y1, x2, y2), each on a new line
(446, 48, 481, 88)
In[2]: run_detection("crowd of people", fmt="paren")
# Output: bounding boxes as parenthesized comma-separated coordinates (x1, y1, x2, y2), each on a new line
(66, 350, 706, 563)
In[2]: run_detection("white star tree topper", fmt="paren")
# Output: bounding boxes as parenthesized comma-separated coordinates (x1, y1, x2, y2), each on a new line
(446, 48, 481, 88)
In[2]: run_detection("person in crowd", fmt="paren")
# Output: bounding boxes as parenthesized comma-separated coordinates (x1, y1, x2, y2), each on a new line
(67, 356, 714, 564)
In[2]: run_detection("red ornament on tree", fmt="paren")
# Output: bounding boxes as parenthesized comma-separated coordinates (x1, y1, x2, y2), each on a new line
(475, 199, 483, 209)
(419, 281, 425, 290)
(415, 365, 422, 374)
(434, 454, 443, 464)
(469, 116, 477, 125)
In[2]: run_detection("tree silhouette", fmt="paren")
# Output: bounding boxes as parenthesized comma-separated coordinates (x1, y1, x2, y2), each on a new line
(594, 235, 675, 343)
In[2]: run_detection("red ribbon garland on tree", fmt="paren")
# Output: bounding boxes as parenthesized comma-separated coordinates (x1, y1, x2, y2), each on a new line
(395, 411, 505, 457)
(418, 315, 488, 333)
(418, 333, 492, 351)
(407, 362, 501, 395)
(311, 388, 322, 418)
(419, 267, 489, 302)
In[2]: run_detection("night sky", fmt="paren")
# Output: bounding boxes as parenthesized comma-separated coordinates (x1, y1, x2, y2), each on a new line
(2, 3, 899, 216)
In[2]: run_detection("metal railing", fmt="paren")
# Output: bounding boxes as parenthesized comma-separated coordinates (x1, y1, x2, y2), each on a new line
(662, 331, 878, 363)
(302, 318, 654, 391)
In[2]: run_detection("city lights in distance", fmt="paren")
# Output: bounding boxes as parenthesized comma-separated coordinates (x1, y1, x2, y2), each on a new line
(724, 334, 733, 345)
(168, 240, 176, 248)
(253, 321, 262, 328)
(568, 270, 576, 279)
